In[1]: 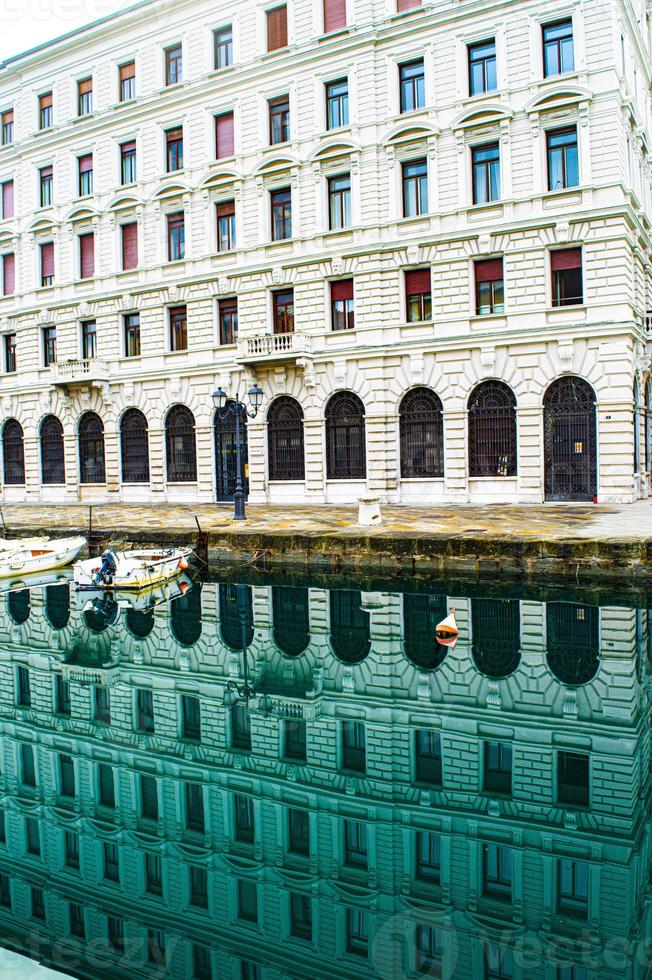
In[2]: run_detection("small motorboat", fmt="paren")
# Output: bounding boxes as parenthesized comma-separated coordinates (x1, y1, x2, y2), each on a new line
(0, 537, 86, 579)
(74, 547, 193, 591)
(0, 536, 50, 552)
(435, 608, 459, 648)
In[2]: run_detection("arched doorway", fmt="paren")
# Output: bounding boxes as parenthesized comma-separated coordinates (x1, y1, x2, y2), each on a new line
(325, 392, 366, 480)
(214, 406, 248, 502)
(267, 397, 305, 481)
(543, 377, 597, 501)
(399, 388, 444, 479)
(2, 419, 24, 485)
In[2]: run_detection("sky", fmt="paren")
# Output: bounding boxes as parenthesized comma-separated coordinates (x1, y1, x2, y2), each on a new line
(0, 0, 135, 61)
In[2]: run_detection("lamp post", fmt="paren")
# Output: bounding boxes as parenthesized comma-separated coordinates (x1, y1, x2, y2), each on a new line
(212, 383, 264, 521)
(223, 583, 273, 714)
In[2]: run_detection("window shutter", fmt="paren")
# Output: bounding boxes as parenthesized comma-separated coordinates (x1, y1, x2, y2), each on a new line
(2, 181, 13, 218)
(3, 253, 14, 295)
(397, 0, 421, 9)
(39, 92, 52, 110)
(215, 112, 235, 158)
(119, 61, 135, 81)
(551, 247, 582, 271)
(78, 77, 92, 95)
(41, 165, 53, 180)
(216, 200, 235, 217)
(405, 268, 431, 295)
(79, 233, 94, 279)
(41, 242, 54, 278)
(330, 278, 353, 301)
(121, 140, 136, 155)
(121, 223, 138, 271)
(323, 0, 346, 32)
(2, 110, 13, 127)
(475, 258, 503, 283)
(78, 154, 93, 174)
(267, 6, 288, 51)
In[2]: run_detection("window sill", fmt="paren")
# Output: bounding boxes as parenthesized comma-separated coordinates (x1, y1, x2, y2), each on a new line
(467, 201, 504, 215)
(396, 214, 431, 228)
(73, 112, 96, 123)
(469, 476, 517, 482)
(458, 88, 506, 109)
(401, 318, 433, 328)
(316, 26, 351, 42)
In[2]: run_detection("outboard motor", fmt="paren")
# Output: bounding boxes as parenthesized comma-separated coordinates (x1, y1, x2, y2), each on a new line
(92, 549, 118, 587)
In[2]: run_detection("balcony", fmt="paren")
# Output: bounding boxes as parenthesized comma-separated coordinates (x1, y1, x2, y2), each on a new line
(236, 332, 312, 364)
(51, 358, 110, 390)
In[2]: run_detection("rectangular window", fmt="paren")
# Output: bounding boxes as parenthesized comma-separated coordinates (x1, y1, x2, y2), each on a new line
(148, 928, 166, 966)
(64, 830, 80, 870)
(185, 782, 205, 833)
(397, 0, 422, 9)
(59, 753, 75, 798)
(283, 719, 307, 761)
(165, 44, 182, 85)
(324, 0, 346, 32)
(483, 843, 512, 901)
(485, 942, 513, 980)
(344, 819, 368, 869)
(399, 60, 425, 113)
(120, 141, 137, 185)
(166, 127, 183, 172)
(215, 112, 235, 158)
(40, 241, 54, 286)
(16, 666, 31, 707)
(557, 858, 589, 919)
(167, 212, 185, 260)
(2, 180, 13, 219)
(1, 109, 13, 145)
(475, 258, 505, 315)
(269, 96, 290, 144)
(551, 248, 583, 307)
(331, 278, 354, 330)
(346, 908, 368, 958)
(328, 173, 351, 229)
(94, 686, 110, 724)
(124, 313, 140, 356)
(31, 887, 45, 920)
(216, 200, 235, 252)
(193, 945, 211, 980)
(405, 268, 432, 322)
(121, 222, 138, 271)
(218, 297, 238, 345)
(98, 763, 115, 809)
(232, 704, 251, 750)
(119, 61, 136, 102)
(472, 143, 500, 204)
(169, 305, 188, 351)
(557, 750, 589, 806)
(234, 794, 255, 843)
(543, 19, 574, 77)
(237, 880, 258, 923)
(484, 741, 512, 795)
(416, 924, 443, 976)
(103, 842, 120, 882)
(4, 333, 15, 373)
(181, 694, 201, 741)
(416, 830, 441, 883)
(189, 866, 208, 908)
(81, 319, 97, 360)
(79, 233, 94, 280)
(39, 92, 53, 130)
(2, 253, 14, 296)
(39, 165, 53, 207)
(326, 78, 349, 130)
(78, 154, 93, 197)
(140, 774, 159, 821)
(342, 720, 366, 773)
(271, 187, 292, 240)
(107, 916, 124, 952)
(26, 816, 40, 854)
(546, 127, 578, 190)
(468, 40, 497, 95)
(290, 892, 312, 940)
(145, 852, 163, 896)
(415, 729, 442, 785)
(214, 26, 233, 69)
(273, 288, 294, 334)
(267, 6, 288, 52)
(70, 902, 84, 937)
(288, 807, 310, 856)
(402, 159, 428, 216)
(21, 745, 36, 788)
(77, 77, 93, 116)
(43, 326, 56, 367)
(136, 688, 155, 733)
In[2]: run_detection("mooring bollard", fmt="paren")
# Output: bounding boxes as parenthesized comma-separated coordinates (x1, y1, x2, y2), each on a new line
(358, 496, 382, 526)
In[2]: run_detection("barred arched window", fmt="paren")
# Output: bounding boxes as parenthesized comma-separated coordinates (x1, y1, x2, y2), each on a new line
(170, 584, 202, 647)
(2, 419, 24, 485)
(468, 381, 517, 477)
(126, 607, 154, 639)
(8, 588, 30, 625)
(45, 584, 70, 630)
(218, 584, 253, 651)
(399, 388, 444, 478)
(403, 593, 448, 670)
(121, 409, 150, 483)
(40, 416, 65, 485)
(325, 392, 366, 480)
(471, 598, 520, 678)
(546, 602, 599, 686)
(267, 397, 305, 480)
(78, 412, 105, 484)
(329, 590, 370, 663)
(166, 406, 197, 482)
(272, 586, 310, 656)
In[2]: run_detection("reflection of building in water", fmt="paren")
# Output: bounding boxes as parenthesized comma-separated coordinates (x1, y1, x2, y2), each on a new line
(0, 581, 647, 979)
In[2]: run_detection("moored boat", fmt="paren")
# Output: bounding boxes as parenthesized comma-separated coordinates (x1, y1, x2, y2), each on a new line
(435, 608, 459, 648)
(0, 537, 86, 579)
(74, 547, 193, 591)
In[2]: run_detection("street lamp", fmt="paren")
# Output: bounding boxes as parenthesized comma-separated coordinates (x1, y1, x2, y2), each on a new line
(212, 383, 264, 521)
(222, 583, 273, 715)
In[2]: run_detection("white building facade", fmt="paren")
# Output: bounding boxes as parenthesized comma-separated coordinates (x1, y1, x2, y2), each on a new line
(0, 0, 650, 506)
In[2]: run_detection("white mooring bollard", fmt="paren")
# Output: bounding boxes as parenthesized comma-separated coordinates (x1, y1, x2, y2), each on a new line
(358, 495, 382, 526)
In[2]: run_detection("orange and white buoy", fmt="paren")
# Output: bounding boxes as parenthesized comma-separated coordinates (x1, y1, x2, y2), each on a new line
(178, 556, 189, 571)
(435, 607, 459, 648)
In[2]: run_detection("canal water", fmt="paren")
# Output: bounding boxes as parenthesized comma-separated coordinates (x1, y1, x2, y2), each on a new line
(0, 571, 648, 980)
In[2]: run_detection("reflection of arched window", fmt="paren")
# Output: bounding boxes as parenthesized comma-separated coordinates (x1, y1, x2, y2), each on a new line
(79, 412, 105, 484)
(325, 392, 366, 480)
(40, 416, 65, 485)
(218, 584, 253, 651)
(170, 584, 202, 647)
(166, 406, 197, 482)
(83, 606, 109, 633)
(471, 598, 520, 678)
(3, 419, 25, 485)
(546, 603, 599, 685)
(329, 590, 370, 663)
(272, 587, 309, 656)
(268, 397, 305, 480)
(403, 593, 448, 670)
(399, 388, 444, 478)
(126, 608, 154, 639)
(634, 378, 641, 474)
(468, 381, 517, 477)
(121, 409, 150, 483)
(7, 588, 29, 625)
(45, 584, 70, 630)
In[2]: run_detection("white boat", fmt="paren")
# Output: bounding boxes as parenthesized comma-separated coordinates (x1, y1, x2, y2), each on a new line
(74, 547, 193, 591)
(0, 536, 86, 579)
(435, 608, 459, 648)
(0, 536, 51, 552)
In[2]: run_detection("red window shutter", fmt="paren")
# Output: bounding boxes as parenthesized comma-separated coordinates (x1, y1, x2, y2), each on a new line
(405, 268, 431, 295)
(331, 278, 353, 301)
(397, 0, 421, 9)
(119, 61, 135, 81)
(551, 247, 582, 271)
(40, 92, 52, 110)
(475, 258, 504, 283)
(267, 6, 288, 51)
(79, 154, 93, 174)
(324, 0, 346, 32)
(121, 223, 138, 271)
(78, 77, 92, 95)
(215, 112, 235, 158)
(3, 253, 14, 295)
(2, 181, 13, 218)
(41, 242, 54, 278)
(41, 165, 53, 180)
(121, 140, 136, 155)
(216, 200, 235, 217)
(79, 233, 94, 279)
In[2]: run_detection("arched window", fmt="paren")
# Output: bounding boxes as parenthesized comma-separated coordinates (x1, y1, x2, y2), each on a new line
(267, 397, 305, 480)
(634, 378, 641, 475)
(471, 598, 520, 678)
(45, 584, 70, 630)
(399, 388, 444, 478)
(546, 603, 599, 686)
(218, 584, 253, 651)
(170, 584, 202, 647)
(325, 392, 366, 480)
(403, 593, 448, 670)
(40, 416, 65, 485)
(121, 409, 150, 483)
(2, 419, 24, 485)
(329, 590, 370, 663)
(126, 607, 155, 639)
(468, 381, 517, 477)
(166, 406, 197, 482)
(272, 587, 309, 656)
(78, 412, 105, 484)
(8, 589, 29, 625)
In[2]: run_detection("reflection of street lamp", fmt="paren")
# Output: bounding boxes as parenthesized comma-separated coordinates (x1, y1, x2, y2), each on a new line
(212, 383, 264, 521)
(223, 583, 273, 714)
